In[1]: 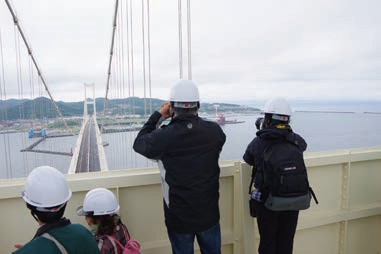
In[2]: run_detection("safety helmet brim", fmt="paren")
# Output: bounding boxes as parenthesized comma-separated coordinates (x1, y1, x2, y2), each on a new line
(76, 206, 90, 216)
(22, 166, 72, 208)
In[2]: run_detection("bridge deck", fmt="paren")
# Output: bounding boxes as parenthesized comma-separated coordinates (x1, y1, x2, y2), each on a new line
(75, 117, 101, 173)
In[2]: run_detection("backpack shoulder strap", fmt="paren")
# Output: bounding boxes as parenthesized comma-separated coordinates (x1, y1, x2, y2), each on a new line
(41, 233, 68, 254)
(121, 223, 131, 241)
(248, 166, 256, 194)
(106, 235, 126, 250)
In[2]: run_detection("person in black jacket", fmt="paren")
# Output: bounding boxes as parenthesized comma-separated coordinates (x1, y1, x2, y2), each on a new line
(133, 79, 226, 254)
(243, 97, 307, 254)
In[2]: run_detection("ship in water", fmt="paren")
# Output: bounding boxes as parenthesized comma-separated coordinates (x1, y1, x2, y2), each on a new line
(216, 115, 245, 125)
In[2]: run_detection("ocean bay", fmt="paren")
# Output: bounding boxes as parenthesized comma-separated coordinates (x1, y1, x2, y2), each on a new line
(1, 101, 380, 179)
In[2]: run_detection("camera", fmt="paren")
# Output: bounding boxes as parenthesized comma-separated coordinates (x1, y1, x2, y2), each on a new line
(255, 117, 264, 130)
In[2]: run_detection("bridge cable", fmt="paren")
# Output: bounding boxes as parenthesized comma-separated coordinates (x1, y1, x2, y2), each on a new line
(119, 0, 127, 167)
(187, 0, 192, 80)
(125, 0, 132, 117)
(116, 12, 121, 115)
(124, 0, 133, 168)
(116, 7, 123, 163)
(129, 0, 135, 116)
(120, 0, 126, 116)
(4, 0, 71, 133)
(14, 26, 23, 120)
(29, 57, 38, 172)
(129, 0, 137, 167)
(102, 0, 119, 134)
(14, 26, 28, 175)
(178, 0, 183, 79)
(0, 30, 12, 178)
(147, 0, 152, 114)
(142, 0, 147, 116)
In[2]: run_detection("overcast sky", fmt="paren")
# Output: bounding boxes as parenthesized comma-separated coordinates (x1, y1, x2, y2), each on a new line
(0, 0, 380, 102)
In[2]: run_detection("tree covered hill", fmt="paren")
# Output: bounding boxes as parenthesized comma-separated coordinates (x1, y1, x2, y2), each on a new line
(0, 97, 259, 120)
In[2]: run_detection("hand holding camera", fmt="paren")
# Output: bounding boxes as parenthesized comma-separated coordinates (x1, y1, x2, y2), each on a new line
(159, 102, 172, 119)
(255, 117, 264, 130)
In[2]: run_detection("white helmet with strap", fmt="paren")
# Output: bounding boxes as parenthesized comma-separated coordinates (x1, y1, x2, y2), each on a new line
(22, 166, 72, 211)
(77, 188, 120, 216)
(169, 79, 200, 108)
(263, 97, 292, 120)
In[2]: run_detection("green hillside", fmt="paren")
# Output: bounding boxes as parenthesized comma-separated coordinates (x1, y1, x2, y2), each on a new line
(0, 97, 259, 120)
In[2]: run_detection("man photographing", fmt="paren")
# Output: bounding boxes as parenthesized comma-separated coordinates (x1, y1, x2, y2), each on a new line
(133, 79, 226, 254)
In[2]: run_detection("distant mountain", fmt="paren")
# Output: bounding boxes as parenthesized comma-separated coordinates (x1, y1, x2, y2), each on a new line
(0, 97, 259, 120)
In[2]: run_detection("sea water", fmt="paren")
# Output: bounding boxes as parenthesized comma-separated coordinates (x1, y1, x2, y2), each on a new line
(0, 100, 380, 179)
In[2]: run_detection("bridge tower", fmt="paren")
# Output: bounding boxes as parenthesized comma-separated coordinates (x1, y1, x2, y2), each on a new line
(68, 83, 108, 174)
(84, 83, 96, 117)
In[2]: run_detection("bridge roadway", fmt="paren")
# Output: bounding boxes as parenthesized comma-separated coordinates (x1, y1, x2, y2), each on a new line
(75, 116, 101, 173)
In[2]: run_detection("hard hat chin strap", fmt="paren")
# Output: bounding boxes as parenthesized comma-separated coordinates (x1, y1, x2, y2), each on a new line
(170, 102, 175, 118)
(30, 210, 39, 222)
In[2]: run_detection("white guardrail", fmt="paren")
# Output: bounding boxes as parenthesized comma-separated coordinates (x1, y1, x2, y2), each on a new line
(0, 146, 380, 254)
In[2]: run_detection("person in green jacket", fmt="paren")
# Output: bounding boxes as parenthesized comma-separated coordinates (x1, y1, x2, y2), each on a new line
(13, 166, 100, 254)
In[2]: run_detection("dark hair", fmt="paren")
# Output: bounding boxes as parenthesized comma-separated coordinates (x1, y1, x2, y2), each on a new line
(90, 215, 116, 236)
(263, 113, 290, 128)
(27, 203, 66, 224)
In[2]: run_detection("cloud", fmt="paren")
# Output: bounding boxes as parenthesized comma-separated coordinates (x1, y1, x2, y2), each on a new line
(0, 0, 380, 102)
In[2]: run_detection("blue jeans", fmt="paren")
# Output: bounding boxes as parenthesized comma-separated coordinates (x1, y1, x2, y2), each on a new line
(167, 223, 221, 254)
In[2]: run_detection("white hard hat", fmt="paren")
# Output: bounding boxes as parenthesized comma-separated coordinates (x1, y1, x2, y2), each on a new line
(263, 97, 292, 116)
(77, 188, 120, 216)
(22, 166, 72, 208)
(169, 79, 200, 103)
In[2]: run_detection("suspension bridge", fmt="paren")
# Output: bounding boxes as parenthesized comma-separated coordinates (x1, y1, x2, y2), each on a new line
(0, 0, 193, 177)
(0, 1, 381, 254)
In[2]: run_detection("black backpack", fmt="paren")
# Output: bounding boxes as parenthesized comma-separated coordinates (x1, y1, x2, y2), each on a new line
(259, 136, 318, 211)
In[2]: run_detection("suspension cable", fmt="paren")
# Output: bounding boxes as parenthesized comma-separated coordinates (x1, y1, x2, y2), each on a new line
(125, 0, 132, 116)
(0, 30, 12, 178)
(13, 26, 28, 175)
(147, 0, 152, 114)
(142, 0, 147, 116)
(4, 0, 70, 133)
(129, 0, 135, 115)
(14, 26, 22, 119)
(17, 29, 25, 120)
(120, 0, 126, 114)
(178, 0, 183, 79)
(187, 0, 192, 80)
(103, 0, 119, 132)
(125, 0, 133, 168)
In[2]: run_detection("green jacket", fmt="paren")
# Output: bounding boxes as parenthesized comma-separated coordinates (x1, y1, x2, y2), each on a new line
(13, 223, 100, 254)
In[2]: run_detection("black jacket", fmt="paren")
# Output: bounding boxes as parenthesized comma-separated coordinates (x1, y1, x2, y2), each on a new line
(133, 111, 226, 233)
(243, 125, 307, 196)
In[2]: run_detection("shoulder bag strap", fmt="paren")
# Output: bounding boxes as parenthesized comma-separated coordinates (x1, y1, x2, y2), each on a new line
(121, 223, 131, 241)
(248, 166, 256, 194)
(41, 233, 68, 254)
(106, 235, 126, 250)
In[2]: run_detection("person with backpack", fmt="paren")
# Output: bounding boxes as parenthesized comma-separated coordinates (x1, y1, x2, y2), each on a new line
(77, 188, 140, 254)
(13, 166, 100, 254)
(133, 79, 226, 254)
(243, 97, 317, 254)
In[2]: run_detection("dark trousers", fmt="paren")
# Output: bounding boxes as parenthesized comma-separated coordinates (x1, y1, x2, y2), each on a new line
(254, 200, 299, 254)
(167, 223, 221, 254)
